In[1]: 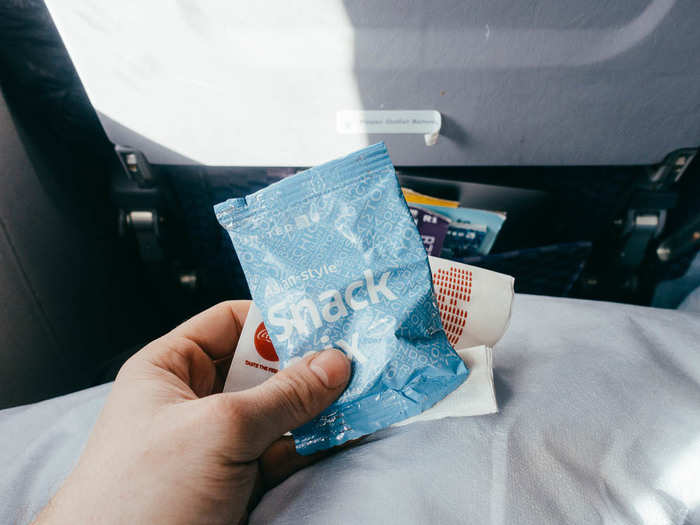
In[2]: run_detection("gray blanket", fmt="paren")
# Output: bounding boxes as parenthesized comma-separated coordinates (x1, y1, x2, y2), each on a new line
(2, 294, 699, 524)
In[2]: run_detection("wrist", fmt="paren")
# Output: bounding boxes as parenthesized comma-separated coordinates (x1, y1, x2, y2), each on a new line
(32, 474, 97, 524)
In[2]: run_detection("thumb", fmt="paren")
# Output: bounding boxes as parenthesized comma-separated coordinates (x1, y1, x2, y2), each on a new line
(226, 349, 351, 456)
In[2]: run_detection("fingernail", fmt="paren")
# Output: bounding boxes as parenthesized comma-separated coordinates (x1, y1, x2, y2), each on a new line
(309, 349, 351, 389)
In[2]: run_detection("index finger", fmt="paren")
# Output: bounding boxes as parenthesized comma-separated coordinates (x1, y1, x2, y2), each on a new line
(259, 436, 366, 490)
(169, 300, 251, 359)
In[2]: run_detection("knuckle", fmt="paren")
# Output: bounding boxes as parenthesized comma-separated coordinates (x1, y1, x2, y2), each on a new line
(213, 394, 247, 423)
(166, 335, 202, 361)
(271, 373, 318, 421)
(115, 350, 149, 381)
(209, 395, 251, 436)
(116, 355, 138, 376)
(163, 335, 207, 376)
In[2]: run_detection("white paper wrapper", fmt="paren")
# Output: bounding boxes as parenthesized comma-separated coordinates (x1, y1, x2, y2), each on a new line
(428, 255, 514, 349)
(223, 301, 280, 393)
(223, 256, 515, 423)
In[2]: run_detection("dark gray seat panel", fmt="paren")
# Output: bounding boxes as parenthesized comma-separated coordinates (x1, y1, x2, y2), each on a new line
(0, 221, 75, 407)
(0, 87, 162, 408)
(0, 91, 78, 406)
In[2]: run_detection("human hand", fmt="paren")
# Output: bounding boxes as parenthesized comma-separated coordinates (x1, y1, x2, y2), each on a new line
(34, 301, 351, 525)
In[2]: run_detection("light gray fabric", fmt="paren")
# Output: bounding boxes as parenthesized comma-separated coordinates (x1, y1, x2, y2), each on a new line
(1, 295, 699, 525)
(0, 383, 110, 524)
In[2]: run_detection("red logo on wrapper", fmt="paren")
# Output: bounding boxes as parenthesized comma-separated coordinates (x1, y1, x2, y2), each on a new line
(433, 267, 471, 346)
(254, 323, 279, 362)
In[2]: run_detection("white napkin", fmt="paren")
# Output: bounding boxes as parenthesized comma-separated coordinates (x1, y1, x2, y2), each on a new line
(393, 345, 497, 426)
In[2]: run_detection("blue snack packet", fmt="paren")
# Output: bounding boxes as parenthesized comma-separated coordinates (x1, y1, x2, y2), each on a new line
(215, 143, 468, 454)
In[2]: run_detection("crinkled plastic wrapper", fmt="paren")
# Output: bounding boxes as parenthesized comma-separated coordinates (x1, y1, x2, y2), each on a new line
(215, 143, 468, 454)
